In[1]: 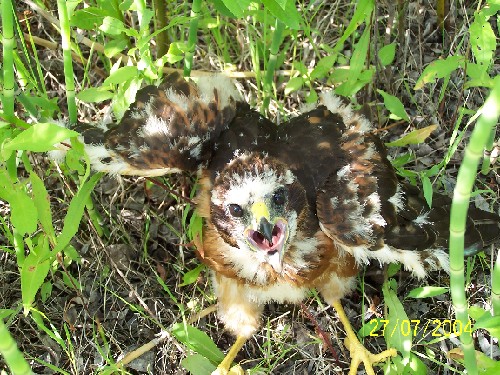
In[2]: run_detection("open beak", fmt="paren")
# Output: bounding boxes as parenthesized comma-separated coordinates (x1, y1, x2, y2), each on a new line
(245, 202, 288, 273)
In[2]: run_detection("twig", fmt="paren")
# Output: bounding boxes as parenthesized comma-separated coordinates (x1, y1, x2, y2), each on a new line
(300, 303, 340, 364)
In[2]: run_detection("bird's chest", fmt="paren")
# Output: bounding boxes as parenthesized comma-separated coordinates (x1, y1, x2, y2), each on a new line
(212, 272, 311, 306)
(242, 280, 310, 305)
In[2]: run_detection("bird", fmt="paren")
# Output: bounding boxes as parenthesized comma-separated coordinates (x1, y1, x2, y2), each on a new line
(58, 72, 500, 375)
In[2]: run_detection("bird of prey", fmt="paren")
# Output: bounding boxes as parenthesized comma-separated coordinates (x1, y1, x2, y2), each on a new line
(62, 72, 500, 375)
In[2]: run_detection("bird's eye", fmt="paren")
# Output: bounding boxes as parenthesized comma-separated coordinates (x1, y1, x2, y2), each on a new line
(272, 188, 286, 206)
(228, 204, 244, 217)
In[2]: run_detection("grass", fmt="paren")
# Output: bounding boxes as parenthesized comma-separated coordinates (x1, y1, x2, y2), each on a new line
(1, 0, 499, 374)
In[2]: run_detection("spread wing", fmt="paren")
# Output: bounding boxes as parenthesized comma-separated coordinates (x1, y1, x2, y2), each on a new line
(73, 72, 240, 176)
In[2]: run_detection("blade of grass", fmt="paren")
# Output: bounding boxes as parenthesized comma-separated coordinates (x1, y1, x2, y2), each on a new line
(449, 76, 500, 375)
(56, 0, 77, 124)
(262, 18, 285, 112)
(184, 0, 202, 77)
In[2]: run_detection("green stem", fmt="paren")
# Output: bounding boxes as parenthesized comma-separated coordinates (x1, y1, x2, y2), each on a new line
(153, 0, 169, 58)
(480, 126, 495, 174)
(262, 19, 285, 112)
(56, 0, 77, 124)
(449, 76, 500, 375)
(493, 250, 500, 316)
(0, 319, 34, 375)
(184, 0, 202, 77)
(2, 0, 15, 121)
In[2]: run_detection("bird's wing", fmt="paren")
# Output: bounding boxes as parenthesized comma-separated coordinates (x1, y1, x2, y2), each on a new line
(73, 72, 240, 176)
(280, 92, 499, 277)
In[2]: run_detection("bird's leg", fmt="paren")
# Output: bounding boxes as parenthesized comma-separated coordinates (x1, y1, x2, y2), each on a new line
(331, 300, 397, 375)
(212, 335, 247, 375)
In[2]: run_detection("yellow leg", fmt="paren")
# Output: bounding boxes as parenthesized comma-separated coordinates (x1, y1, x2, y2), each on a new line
(212, 335, 247, 375)
(331, 300, 397, 375)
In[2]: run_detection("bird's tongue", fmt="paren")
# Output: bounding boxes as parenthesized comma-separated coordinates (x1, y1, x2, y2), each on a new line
(248, 222, 285, 252)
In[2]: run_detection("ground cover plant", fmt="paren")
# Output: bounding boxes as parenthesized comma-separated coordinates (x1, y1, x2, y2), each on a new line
(1, 0, 499, 374)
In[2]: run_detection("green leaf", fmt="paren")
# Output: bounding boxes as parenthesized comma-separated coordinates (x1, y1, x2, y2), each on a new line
(21, 236, 51, 314)
(377, 89, 410, 122)
(310, 55, 337, 80)
(53, 173, 102, 253)
(104, 37, 129, 58)
(179, 264, 205, 287)
(0, 309, 17, 320)
(332, 0, 374, 53)
(284, 76, 305, 95)
(99, 16, 127, 35)
(261, 0, 302, 29)
(349, 26, 370, 76)
(385, 125, 438, 147)
(382, 279, 411, 358)
(391, 153, 412, 168)
(0, 183, 38, 235)
(306, 89, 318, 104)
(163, 42, 188, 64)
(103, 66, 139, 86)
(468, 305, 488, 320)
(40, 281, 53, 303)
(414, 55, 464, 90)
(421, 174, 433, 208)
(448, 348, 500, 374)
(77, 88, 114, 103)
(3, 123, 79, 152)
(171, 323, 224, 364)
(71, 7, 110, 29)
(215, 0, 251, 17)
(358, 318, 380, 338)
(469, 12, 496, 67)
(387, 263, 401, 278)
(30, 171, 56, 242)
(181, 354, 217, 375)
(406, 286, 449, 299)
(473, 314, 500, 339)
(379, 43, 396, 66)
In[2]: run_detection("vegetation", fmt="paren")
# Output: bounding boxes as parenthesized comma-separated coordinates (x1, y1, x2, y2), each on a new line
(1, 0, 499, 374)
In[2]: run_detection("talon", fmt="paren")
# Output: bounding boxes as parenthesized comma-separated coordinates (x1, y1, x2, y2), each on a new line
(332, 300, 396, 375)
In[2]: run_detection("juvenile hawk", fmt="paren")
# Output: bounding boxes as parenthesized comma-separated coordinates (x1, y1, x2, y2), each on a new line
(62, 73, 500, 375)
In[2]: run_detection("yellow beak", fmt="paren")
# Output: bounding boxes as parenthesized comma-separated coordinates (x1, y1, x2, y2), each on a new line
(250, 201, 270, 224)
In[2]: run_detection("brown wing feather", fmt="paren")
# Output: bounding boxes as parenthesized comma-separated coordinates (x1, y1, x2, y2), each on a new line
(75, 72, 240, 176)
(282, 93, 499, 276)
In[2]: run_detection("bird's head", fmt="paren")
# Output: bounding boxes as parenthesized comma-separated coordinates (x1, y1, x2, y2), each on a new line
(209, 152, 307, 279)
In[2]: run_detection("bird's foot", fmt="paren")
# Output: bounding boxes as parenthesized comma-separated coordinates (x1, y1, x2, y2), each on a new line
(212, 364, 245, 375)
(211, 335, 247, 375)
(344, 335, 397, 375)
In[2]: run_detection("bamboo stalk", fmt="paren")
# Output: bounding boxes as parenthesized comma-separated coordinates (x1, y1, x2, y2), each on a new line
(449, 76, 500, 375)
(56, 0, 77, 124)
(262, 19, 285, 112)
(2, 0, 15, 120)
(184, 0, 202, 77)
(153, 0, 169, 57)
(493, 249, 500, 316)
(0, 319, 34, 375)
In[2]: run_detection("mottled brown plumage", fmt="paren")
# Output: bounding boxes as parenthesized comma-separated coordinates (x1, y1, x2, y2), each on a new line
(61, 74, 499, 375)
(72, 72, 240, 176)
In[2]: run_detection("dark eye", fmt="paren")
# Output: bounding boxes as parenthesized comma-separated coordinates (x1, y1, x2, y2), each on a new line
(272, 188, 286, 206)
(228, 204, 244, 217)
